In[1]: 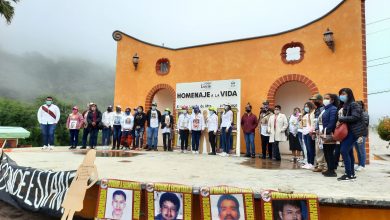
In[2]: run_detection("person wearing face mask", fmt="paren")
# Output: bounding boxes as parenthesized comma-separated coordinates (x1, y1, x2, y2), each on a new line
(86, 103, 102, 149)
(111, 105, 124, 150)
(241, 103, 258, 158)
(354, 101, 369, 172)
(258, 100, 274, 159)
(121, 107, 134, 150)
(66, 106, 84, 150)
(146, 102, 162, 151)
(189, 105, 205, 154)
(267, 105, 288, 161)
(133, 106, 147, 150)
(101, 105, 114, 148)
(320, 94, 339, 177)
(298, 107, 307, 165)
(337, 88, 367, 181)
(178, 106, 191, 153)
(206, 106, 218, 155)
(37, 96, 61, 150)
(309, 94, 326, 173)
(288, 107, 302, 163)
(220, 104, 234, 156)
(81, 102, 93, 149)
(301, 102, 316, 169)
(161, 108, 174, 151)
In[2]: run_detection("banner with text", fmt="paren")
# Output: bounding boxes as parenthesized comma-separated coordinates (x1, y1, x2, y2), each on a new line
(261, 191, 320, 220)
(176, 79, 241, 155)
(95, 179, 142, 220)
(200, 186, 255, 220)
(0, 153, 75, 218)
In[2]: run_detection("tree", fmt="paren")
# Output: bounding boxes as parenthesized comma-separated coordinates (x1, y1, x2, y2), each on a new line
(0, 0, 19, 24)
(377, 117, 390, 148)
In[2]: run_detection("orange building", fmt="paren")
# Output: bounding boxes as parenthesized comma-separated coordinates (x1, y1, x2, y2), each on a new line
(112, 0, 368, 159)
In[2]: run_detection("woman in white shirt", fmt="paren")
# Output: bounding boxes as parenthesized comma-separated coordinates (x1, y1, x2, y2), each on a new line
(220, 104, 233, 156)
(207, 107, 218, 155)
(301, 102, 316, 169)
(189, 106, 205, 154)
(288, 107, 302, 163)
(178, 106, 191, 153)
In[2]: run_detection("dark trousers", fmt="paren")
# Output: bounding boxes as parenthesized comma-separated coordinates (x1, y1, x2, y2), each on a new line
(69, 129, 79, 147)
(102, 127, 111, 146)
(323, 144, 336, 171)
(261, 135, 271, 158)
(221, 127, 232, 153)
(135, 127, 145, 147)
(82, 128, 90, 147)
(113, 125, 122, 148)
(179, 129, 189, 150)
(163, 133, 172, 151)
(272, 141, 281, 160)
(304, 134, 316, 165)
(341, 132, 357, 177)
(334, 144, 341, 168)
(191, 130, 201, 151)
(208, 131, 216, 153)
(89, 127, 99, 147)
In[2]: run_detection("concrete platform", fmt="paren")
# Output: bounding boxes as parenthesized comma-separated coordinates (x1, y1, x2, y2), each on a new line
(5, 141, 390, 208)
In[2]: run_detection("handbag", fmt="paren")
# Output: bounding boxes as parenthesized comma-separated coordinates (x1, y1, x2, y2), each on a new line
(332, 123, 348, 141)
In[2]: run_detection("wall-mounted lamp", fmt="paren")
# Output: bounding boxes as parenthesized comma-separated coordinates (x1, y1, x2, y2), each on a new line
(323, 28, 335, 52)
(132, 53, 139, 70)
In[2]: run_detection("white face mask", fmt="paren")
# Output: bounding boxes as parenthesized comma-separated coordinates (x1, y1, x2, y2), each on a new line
(274, 110, 280, 114)
(323, 99, 331, 106)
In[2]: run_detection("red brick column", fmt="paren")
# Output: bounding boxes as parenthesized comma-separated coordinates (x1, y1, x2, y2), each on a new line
(266, 74, 319, 108)
(361, 0, 369, 164)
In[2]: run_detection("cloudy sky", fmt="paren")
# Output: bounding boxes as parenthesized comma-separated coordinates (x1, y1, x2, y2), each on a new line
(0, 0, 389, 122)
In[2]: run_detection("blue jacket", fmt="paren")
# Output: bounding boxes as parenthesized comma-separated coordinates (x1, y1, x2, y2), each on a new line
(322, 104, 338, 135)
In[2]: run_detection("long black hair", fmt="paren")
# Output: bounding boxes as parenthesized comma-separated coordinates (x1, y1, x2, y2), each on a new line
(338, 88, 355, 104)
(326, 93, 340, 108)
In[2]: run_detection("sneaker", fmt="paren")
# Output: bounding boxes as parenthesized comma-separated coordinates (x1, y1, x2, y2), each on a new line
(196, 151, 199, 154)
(355, 166, 364, 172)
(48, 145, 54, 150)
(245, 154, 251, 157)
(323, 171, 337, 177)
(80, 146, 87, 149)
(251, 154, 255, 158)
(41, 145, 48, 150)
(184, 150, 188, 153)
(302, 164, 313, 169)
(313, 167, 323, 172)
(354, 164, 359, 170)
(181, 150, 184, 153)
(337, 174, 354, 181)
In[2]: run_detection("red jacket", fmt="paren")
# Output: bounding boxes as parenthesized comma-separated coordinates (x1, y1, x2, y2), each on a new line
(241, 113, 258, 133)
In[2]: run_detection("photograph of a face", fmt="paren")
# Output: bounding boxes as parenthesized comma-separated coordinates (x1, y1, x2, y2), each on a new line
(154, 191, 184, 220)
(209, 194, 245, 220)
(272, 200, 308, 220)
(104, 188, 133, 220)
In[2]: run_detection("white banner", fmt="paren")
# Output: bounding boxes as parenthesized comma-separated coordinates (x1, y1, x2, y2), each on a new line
(176, 79, 241, 156)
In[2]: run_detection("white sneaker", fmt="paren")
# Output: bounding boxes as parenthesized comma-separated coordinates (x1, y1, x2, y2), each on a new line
(184, 150, 188, 154)
(196, 151, 199, 154)
(354, 164, 359, 170)
(355, 166, 364, 171)
(41, 145, 48, 150)
(48, 145, 54, 150)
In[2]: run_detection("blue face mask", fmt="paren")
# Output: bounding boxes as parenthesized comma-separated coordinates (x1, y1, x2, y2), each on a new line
(45, 100, 52, 105)
(304, 107, 310, 113)
(339, 95, 348, 103)
(125, 111, 130, 115)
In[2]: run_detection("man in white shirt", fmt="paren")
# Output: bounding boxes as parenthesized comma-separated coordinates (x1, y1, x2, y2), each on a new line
(37, 96, 60, 150)
(207, 107, 218, 155)
(101, 105, 114, 148)
(178, 106, 191, 153)
(146, 102, 161, 151)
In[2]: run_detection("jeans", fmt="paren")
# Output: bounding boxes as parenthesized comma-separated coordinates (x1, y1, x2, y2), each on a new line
(135, 127, 145, 147)
(112, 125, 122, 148)
(179, 129, 189, 150)
(163, 133, 172, 150)
(122, 130, 132, 147)
(354, 136, 367, 167)
(82, 128, 90, 147)
(221, 127, 232, 153)
(40, 124, 56, 146)
(69, 129, 79, 147)
(298, 132, 307, 163)
(102, 127, 111, 146)
(191, 130, 201, 151)
(244, 132, 255, 155)
(341, 132, 357, 177)
(304, 134, 315, 165)
(261, 135, 271, 158)
(272, 141, 281, 160)
(147, 127, 159, 149)
(323, 144, 336, 171)
(89, 127, 99, 147)
(208, 131, 216, 154)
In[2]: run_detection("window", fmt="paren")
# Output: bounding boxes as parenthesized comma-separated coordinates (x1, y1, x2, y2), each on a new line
(156, 58, 170, 75)
(281, 42, 305, 64)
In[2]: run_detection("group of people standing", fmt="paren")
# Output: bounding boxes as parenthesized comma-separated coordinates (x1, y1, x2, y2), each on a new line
(240, 88, 369, 181)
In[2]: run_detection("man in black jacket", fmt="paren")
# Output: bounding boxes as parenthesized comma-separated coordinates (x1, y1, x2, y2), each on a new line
(310, 94, 326, 172)
(146, 102, 162, 151)
(161, 108, 174, 151)
(86, 103, 102, 149)
(133, 106, 147, 150)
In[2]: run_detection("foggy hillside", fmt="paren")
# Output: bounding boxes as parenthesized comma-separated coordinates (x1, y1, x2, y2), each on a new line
(0, 48, 115, 108)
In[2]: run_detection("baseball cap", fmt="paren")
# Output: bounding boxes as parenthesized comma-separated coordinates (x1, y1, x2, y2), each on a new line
(309, 94, 323, 101)
(262, 100, 269, 105)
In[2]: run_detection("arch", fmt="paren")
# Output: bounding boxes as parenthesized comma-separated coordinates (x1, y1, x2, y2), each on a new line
(267, 74, 319, 107)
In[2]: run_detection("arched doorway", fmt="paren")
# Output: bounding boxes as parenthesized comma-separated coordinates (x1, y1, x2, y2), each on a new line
(267, 74, 319, 154)
(145, 84, 176, 148)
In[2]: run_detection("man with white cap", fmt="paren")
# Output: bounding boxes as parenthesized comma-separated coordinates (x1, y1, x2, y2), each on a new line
(146, 102, 162, 151)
